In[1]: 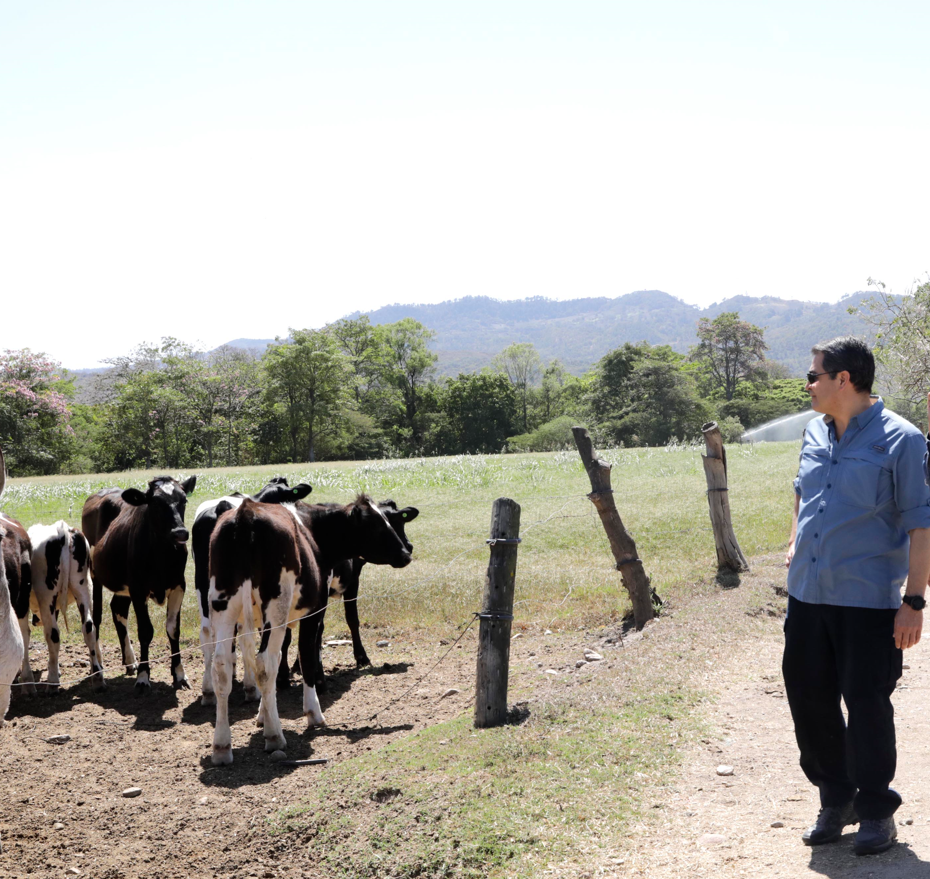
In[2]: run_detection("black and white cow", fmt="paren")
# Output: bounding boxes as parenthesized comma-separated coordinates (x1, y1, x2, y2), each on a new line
(0, 448, 33, 696)
(278, 499, 419, 690)
(82, 475, 196, 692)
(208, 494, 411, 765)
(26, 521, 104, 692)
(192, 477, 312, 706)
(0, 448, 24, 725)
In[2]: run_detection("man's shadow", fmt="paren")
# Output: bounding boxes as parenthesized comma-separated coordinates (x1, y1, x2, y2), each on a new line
(808, 833, 930, 877)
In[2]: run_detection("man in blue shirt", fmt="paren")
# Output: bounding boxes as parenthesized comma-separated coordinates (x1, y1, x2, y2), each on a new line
(785, 336, 930, 856)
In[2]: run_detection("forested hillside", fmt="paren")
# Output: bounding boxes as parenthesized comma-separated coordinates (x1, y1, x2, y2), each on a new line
(208, 291, 872, 377)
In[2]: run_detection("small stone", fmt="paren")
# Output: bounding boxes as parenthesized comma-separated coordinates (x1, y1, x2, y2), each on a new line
(122, 788, 142, 798)
(576, 660, 589, 668)
(544, 629, 553, 635)
(325, 640, 351, 646)
(68, 870, 81, 876)
(545, 669, 559, 676)
(716, 765, 734, 776)
(512, 632, 522, 639)
(198, 797, 209, 805)
(376, 640, 390, 647)
(903, 663, 910, 669)
(771, 821, 784, 828)
(46, 735, 71, 745)
(583, 650, 603, 661)
(439, 688, 460, 700)
(902, 818, 914, 826)
(53, 822, 65, 830)
(269, 750, 287, 762)
(697, 833, 726, 847)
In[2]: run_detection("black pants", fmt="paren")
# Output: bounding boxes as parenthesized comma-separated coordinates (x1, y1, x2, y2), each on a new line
(782, 596, 903, 820)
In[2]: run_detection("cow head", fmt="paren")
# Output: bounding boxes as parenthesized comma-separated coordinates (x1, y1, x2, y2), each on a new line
(377, 499, 419, 554)
(350, 495, 413, 568)
(122, 475, 197, 545)
(252, 479, 313, 504)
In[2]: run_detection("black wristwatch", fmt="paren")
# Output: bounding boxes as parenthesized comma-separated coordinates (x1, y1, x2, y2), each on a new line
(902, 594, 927, 611)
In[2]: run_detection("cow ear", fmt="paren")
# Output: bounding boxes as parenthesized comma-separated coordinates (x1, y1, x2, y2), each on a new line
(292, 484, 313, 500)
(122, 488, 148, 506)
(399, 506, 419, 522)
(181, 475, 197, 496)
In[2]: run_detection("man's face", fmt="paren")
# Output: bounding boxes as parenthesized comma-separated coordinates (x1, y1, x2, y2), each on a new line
(806, 353, 841, 415)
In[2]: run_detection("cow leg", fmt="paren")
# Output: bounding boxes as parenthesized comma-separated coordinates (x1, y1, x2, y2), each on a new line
(276, 627, 292, 690)
(131, 596, 155, 694)
(16, 613, 36, 695)
(298, 616, 326, 729)
(74, 596, 105, 691)
(344, 583, 370, 669)
(35, 597, 61, 695)
(110, 594, 137, 675)
(255, 618, 287, 752)
(314, 603, 327, 690)
(211, 602, 242, 766)
(165, 586, 190, 690)
(200, 605, 216, 706)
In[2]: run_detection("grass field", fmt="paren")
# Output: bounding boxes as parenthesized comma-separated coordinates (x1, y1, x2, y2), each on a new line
(3, 441, 801, 876)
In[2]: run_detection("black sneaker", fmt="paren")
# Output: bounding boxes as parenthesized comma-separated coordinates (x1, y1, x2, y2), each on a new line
(802, 803, 858, 845)
(853, 817, 897, 855)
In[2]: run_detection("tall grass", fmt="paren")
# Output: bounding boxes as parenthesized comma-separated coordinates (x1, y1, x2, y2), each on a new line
(4, 442, 798, 644)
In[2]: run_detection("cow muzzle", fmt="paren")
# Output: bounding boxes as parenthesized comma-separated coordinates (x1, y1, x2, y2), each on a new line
(172, 528, 190, 544)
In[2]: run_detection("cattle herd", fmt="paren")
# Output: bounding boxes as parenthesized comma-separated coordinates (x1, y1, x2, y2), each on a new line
(0, 446, 419, 767)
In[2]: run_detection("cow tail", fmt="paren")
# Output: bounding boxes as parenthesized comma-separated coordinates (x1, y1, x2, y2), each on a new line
(56, 523, 71, 633)
(233, 502, 259, 679)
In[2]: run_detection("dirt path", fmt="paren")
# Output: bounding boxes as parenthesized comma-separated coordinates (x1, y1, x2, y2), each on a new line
(614, 599, 930, 878)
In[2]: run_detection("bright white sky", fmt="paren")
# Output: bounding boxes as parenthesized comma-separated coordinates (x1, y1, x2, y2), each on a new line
(2, 2, 928, 368)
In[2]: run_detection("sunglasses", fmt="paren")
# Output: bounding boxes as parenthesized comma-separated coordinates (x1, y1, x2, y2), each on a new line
(806, 371, 834, 384)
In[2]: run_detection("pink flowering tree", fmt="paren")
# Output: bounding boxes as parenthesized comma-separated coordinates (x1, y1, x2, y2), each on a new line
(0, 349, 75, 475)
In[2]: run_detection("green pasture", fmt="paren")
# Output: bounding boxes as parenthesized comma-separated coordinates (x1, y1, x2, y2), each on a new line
(4, 443, 800, 876)
(3, 443, 798, 641)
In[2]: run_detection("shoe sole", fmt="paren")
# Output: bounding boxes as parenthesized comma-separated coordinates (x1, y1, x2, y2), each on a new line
(854, 837, 896, 856)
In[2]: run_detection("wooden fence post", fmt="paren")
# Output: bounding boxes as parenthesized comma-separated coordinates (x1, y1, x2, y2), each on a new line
(572, 427, 656, 630)
(474, 497, 521, 729)
(701, 421, 749, 572)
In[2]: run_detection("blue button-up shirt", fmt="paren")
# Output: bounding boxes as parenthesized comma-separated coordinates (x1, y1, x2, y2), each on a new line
(788, 399, 930, 609)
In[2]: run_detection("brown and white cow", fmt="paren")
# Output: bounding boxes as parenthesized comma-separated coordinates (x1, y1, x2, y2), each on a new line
(0, 447, 33, 696)
(82, 475, 196, 693)
(26, 521, 104, 692)
(0, 448, 25, 724)
(192, 477, 312, 706)
(208, 494, 411, 765)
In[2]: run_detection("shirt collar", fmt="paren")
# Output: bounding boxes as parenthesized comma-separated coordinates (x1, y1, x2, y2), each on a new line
(823, 397, 883, 431)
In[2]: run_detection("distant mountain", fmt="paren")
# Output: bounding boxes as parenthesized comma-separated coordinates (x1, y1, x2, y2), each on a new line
(70, 291, 873, 398)
(354, 290, 874, 376)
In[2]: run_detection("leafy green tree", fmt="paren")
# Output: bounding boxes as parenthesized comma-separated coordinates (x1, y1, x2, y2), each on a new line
(263, 328, 352, 463)
(691, 312, 768, 401)
(0, 349, 75, 475)
(494, 342, 541, 433)
(374, 319, 438, 452)
(441, 372, 517, 454)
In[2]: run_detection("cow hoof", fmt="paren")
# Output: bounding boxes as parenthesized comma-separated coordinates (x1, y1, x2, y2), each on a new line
(355, 654, 371, 668)
(134, 682, 151, 696)
(125, 665, 138, 676)
(93, 679, 107, 693)
(201, 691, 217, 707)
(304, 713, 327, 729)
(173, 677, 191, 691)
(41, 684, 61, 697)
(264, 735, 287, 752)
(212, 745, 233, 766)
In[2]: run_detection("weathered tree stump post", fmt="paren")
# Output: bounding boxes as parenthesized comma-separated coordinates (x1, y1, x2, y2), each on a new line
(701, 421, 749, 572)
(474, 497, 521, 729)
(572, 427, 656, 630)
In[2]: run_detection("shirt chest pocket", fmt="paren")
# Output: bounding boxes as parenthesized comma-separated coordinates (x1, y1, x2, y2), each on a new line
(836, 451, 893, 508)
(797, 448, 830, 498)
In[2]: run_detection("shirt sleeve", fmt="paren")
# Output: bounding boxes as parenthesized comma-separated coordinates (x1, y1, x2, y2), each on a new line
(793, 427, 807, 497)
(895, 431, 930, 532)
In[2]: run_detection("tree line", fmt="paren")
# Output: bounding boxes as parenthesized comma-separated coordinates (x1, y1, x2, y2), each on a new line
(0, 312, 811, 476)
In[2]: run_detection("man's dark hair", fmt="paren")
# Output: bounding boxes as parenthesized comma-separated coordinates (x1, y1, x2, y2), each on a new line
(812, 336, 874, 394)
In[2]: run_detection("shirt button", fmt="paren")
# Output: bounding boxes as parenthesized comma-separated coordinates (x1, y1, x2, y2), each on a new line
(832, 460, 838, 465)
(827, 484, 832, 488)
(814, 533, 819, 538)
(812, 557, 817, 562)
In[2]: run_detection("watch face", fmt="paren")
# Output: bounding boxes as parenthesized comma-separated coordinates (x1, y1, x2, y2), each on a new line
(905, 595, 926, 611)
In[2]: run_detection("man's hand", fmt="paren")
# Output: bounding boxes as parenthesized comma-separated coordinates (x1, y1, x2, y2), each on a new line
(785, 542, 795, 568)
(895, 604, 923, 650)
